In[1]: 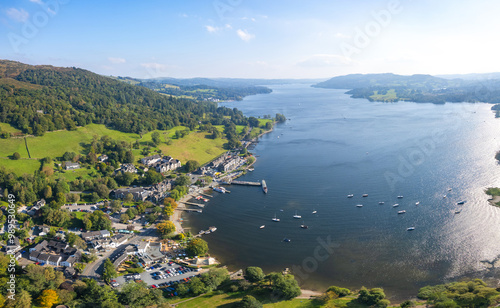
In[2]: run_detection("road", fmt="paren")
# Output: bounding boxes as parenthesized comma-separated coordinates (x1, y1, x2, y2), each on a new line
(81, 227, 156, 280)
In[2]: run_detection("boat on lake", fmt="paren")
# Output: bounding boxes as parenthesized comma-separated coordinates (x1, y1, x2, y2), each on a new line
(362, 194, 368, 197)
(457, 200, 466, 205)
(347, 194, 354, 198)
(407, 227, 415, 231)
(262, 180, 268, 194)
(272, 214, 280, 222)
(356, 204, 363, 207)
(312, 210, 317, 214)
(415, 201, 420, 205)
(293, 211, 302, 219)
(300, 221, 308, 229)
(213, 187, 226, 193)
(260, 225, 265, 229)
(397, 196, 404, 199)
(398, 210, 406, 214)
(454, 210, 461, 214)
(393, 204, 399, 207)
(283, 237, 291, 242)
(379, 201, 384, 205)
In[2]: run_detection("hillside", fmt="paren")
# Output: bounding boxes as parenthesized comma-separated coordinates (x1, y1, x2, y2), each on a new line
(0, 60, 249, 136)
(313, 73, 500, 105)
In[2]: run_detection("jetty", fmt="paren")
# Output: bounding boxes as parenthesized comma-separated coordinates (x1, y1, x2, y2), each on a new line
(179, 209, 202, 213)
(179, 201, 206, 208)
(230, 180, 262, 186)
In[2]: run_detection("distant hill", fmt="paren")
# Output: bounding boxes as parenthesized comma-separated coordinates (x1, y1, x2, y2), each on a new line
(312, 73, 457, 89)
(312, 73, 500, 105)
(139, 77, 327, 87)
(436, 72, 500, 80)
(0, 60, 250, 135)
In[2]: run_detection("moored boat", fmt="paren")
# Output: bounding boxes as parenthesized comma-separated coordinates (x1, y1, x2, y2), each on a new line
(262, 180, 268, 194)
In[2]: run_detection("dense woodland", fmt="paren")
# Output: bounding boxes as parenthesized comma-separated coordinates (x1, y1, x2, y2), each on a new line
(0, 60, 250, 136)
(139, 82, 272, 101)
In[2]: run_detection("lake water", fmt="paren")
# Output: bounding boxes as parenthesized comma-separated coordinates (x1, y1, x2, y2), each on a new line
(184, 84, 500, 300)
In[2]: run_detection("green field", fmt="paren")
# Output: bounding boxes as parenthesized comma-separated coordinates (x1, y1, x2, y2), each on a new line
(174, 291, 322, 308)
(0, 158, 41, 175)
(369, 89, 398, 102)
(0, 123, 232, 175)
(158, 131, 227, 165)
(0, 122, 22, 134)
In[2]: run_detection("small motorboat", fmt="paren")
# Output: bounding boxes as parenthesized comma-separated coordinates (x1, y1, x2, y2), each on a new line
(272, 214, 280, 222)
(356, 204, 363, 207)
(293, 211, 302, 219)
(415, 201, 420, 205)
(398, 210, 406, 214)
(283, 238, 291, 242)
(397, 196, 404, 199)
(347, 194, 354, 198)
(362, 194, 368, 197)
(457, 201, 466, 205)
(379, 201, 385, 205)
(454, 210, 461, 214)
(312, 210, 317, 214)
(300, 222, 308, 229)
(260, 225, 265, 229)
(407, 227, 415, 231)
(393, 204, 399, 207)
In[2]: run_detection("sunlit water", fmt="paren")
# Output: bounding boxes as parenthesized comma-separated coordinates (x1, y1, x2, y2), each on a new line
(184, 84, 500, 300)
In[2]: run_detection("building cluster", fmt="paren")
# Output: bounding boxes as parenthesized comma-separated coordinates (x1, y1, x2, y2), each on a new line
(111, 178, 173, 203)
(28, 240, 82, 267)
(109, 241, 165, 268)
(142, 154, 182, 173)
(200, 152, 243, 174)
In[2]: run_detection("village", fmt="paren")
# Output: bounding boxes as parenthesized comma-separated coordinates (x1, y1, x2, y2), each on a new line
(2, 148, 254, 293)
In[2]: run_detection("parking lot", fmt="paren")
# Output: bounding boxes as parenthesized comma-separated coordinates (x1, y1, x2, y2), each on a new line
(114, 261, 201, 290)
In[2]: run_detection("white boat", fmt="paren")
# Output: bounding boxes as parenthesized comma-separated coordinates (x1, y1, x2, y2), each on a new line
(397, 196, 404, 199)
(378, 201, 385, 205)
(443, 195, 447, 198)
(454, 210, 461, 214)
(398, 210, 406, 214)
(347, 194, 354, 198)
(312, 210, 317, 214)
(447, 188, 452, 191)
(407, 227, 415, 231)
(260, 225, 265, 229)
(392, 203, 399, 207)
(356, 204, 363, 207)
(300, 221, 308, 229)
(362, 194, 368, 197)
(293, 211, 302, 219)
(213, 187, 226, 193)
(457, 200, 466, 205)
(415, 201, 420, 205)
(272, 214, 280, 222)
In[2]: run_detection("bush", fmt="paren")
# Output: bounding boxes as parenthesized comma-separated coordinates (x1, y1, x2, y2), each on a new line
(12, 152, 21, 160)
(326, 286, 351, 297)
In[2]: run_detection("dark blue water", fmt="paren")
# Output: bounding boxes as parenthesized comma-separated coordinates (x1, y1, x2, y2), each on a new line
(184, 84, 500, 299)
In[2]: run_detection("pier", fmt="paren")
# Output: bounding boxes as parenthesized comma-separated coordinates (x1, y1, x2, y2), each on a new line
(178, 208, 202, 213)
(228, 180, 262, 186)
(179, 201, 206, 208)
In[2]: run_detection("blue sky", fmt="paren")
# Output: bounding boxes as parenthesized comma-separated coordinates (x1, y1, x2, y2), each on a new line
(1, 0, 500, 78)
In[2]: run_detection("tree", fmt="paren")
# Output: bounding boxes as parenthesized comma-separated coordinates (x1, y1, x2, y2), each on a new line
(124, 193, 134, 203)
(163, 205, 174, 218)
(163, 197, 178, 209)
(200, 267, 229, 291)
(102, 258, 117, 283)
(43, 186, 52, 199)
(358, 287, 387, 306)
(95, 184, 110, 199)
(37, 289, 59, 308)
(157, 221, 176, 237)
(175, 174, 191, 186)
(267, 272, 301, 300)
(237, 295, 263, 308)
(326, 286, 351, 297)
(110, 199, 122, 213)
(120, 213, 130, 223)
(188, 277, 208, 295)
(144, 169, 163, 185)
(118, 281, 165, 308)
(151, 131, 161, 146)
(185, 160, 200, 172)
(12, 152, 21, 160)
(186, 238, 208, 257)
(248, 117, 260, 127)
(245, 266, 265, 283)
(13, 289, 32, 308)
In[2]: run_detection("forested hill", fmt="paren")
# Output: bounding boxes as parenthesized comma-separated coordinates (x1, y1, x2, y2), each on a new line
(0, 60, 249, 135)
(312, 73, 500, 105)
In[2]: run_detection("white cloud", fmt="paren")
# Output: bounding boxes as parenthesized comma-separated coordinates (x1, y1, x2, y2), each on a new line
(205, 25, 219, 33)
(29, 0, 43, 4)
(297, 54, 356, 67)
(108, 57, 126, 64)
(236, 29, 255, 41)
(225, 24, 232, 29)
(6, 8, 29, 22)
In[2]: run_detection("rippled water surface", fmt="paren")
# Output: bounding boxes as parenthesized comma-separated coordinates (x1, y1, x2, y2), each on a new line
(184, 84, 500, 299)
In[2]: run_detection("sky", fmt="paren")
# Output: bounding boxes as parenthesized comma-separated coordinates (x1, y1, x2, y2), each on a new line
(1, 0, 500, 79)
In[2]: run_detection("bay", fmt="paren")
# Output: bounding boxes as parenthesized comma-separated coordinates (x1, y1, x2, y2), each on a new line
(184, 84, 500, 299)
